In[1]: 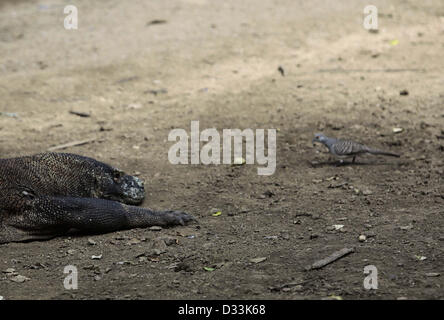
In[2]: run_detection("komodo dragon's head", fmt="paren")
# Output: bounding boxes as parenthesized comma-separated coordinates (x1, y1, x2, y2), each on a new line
(93, 165, 146, 205)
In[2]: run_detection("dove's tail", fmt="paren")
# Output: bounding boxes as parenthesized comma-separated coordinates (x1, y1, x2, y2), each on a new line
(367, 148, 400, 157)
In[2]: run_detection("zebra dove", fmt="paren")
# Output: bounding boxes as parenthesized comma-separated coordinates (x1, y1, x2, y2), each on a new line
(312, 133, 400, 163)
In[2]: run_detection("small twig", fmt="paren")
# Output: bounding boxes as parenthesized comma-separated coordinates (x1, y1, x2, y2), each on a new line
(48, 138, 96, 151)
(305, 247, 355, 271)
(146, 19, 167, 26)
(69, 110, 91, 118)
(294, 212, 313, 217)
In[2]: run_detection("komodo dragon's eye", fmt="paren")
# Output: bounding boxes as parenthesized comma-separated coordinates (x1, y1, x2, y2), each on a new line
(112, 169, 124, 181)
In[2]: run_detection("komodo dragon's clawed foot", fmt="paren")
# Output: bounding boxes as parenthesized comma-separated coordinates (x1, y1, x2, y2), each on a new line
(158, 210, 196, 226)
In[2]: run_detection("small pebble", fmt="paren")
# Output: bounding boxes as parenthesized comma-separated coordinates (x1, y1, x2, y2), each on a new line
(399, 90, 409, 96)
(359, 235, 366, 242)
(3, 268, 16, 274)
(250, 257, 267, 264)
(425, 273, 440, 277)
(10, 275, 30, 283)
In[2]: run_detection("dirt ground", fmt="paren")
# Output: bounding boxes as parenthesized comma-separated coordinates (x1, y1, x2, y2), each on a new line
(0, 0, 443, 300)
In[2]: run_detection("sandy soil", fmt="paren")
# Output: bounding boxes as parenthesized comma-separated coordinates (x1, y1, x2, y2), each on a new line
(0, 0, 443, 299)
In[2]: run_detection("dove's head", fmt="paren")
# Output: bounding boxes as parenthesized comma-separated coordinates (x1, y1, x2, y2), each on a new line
(312, 133, 329, 145)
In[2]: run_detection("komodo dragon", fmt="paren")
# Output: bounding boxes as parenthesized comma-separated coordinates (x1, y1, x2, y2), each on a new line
(0, 152, 194, 244)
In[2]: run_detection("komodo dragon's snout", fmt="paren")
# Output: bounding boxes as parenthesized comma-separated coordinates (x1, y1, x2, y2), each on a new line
(95, 167, 146, 205)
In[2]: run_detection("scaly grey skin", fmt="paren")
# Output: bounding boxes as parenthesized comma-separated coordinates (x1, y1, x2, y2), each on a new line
(0, 153, 194, 244)
(312, 133, 400, 164)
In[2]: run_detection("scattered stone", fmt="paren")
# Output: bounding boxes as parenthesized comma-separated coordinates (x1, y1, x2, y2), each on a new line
(151, 238, 168, 251)
(233, 157, 246, 165)
(127, 238, 141, 245)
(10, 275, 30, 283)
(425, 273, 440, 277)
(359, 235, 366, 242)
(3, 268, 16, 274)
(263, 190, 274, 198)
(328, 182, 348, 189)
(393, 127, 404, 134)
(311, 213, 321, 220)
(365, 231, 376, 238)
(116, 261, 133, 265)
(149, 248, 166, 256)
(250, 257, 267, 264)
(127, 103, 142, 110)
(399, 224, 413, 231)
(157, 236, 178, 246)
(91, 254, 102, 260)
(399, 90, 409, 96)
(87, 238, 97, 246)
(149, 226, 163, 231)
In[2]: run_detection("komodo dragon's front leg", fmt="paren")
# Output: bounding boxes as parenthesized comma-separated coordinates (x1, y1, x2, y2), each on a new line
(1, 195, 192, 243)
(0, 152, 195, 244)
